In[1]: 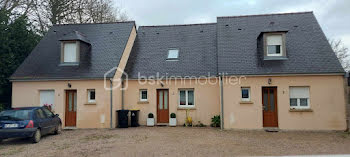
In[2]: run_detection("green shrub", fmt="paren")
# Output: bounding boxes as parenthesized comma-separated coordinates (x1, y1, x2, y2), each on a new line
(170, 113, 176, 118)
(211, 115, 220, 127)
(148, 113, 154, 118)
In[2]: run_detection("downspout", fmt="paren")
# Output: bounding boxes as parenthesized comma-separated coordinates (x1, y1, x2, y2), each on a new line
(110, 79, 113, 129)
(220, 75, 224, 130)
(121, 79, 124, 110)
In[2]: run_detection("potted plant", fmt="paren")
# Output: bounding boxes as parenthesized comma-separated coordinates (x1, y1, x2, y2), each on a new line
(147, 113, 154, 126)
(169, 113, 176, 126)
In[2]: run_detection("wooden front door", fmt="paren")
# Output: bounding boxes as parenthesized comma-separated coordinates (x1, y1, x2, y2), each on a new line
(157, 89, 169, 123)
(262, 87, 278, 127)
(65, 90, 77, 127)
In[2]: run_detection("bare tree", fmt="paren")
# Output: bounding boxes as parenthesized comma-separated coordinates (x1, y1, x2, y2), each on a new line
(330, 39, 350, 72)
(1, 0, 130, 35)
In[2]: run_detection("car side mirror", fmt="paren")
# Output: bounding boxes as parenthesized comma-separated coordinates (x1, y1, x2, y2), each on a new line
(55, 114, 59, 117)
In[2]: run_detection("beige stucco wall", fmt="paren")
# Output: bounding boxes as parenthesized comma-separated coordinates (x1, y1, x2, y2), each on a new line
(11, 25, 137, 129)
(12, 80, 111, 128)
(223, 75, 347, 131)
(122, 79, 220, 126)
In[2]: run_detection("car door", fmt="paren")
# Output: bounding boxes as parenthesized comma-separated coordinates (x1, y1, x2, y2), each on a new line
(42, 107, 57, 132)
(35, 109, 50, 135)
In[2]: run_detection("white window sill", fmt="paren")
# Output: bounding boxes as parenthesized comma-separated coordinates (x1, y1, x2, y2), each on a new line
(289, 108, 313, 112)
(177, 106, 196, 110)
(240, 101, 253, 104)
(85, 102, 96, 105)
(59, 62, 79, 66)
(137, 101, 149, 104)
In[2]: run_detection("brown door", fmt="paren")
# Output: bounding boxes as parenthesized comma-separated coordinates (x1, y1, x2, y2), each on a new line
(157, 89, 169, 123)
(65, 90, 77, 127)
(262, 87, 278, 127)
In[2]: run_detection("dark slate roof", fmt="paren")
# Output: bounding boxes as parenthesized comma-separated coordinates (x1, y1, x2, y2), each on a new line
(124, 23, 217, 78)
(217, 12, 344, 75)
(59, 31, 90, 44)
(11, 22, 135, 80)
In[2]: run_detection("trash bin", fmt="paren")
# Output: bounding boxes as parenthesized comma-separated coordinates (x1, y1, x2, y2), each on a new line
(117, 110, 129, 128)
(130, 110, 140, 127)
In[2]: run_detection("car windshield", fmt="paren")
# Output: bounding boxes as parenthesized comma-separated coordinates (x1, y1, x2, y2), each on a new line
(0, 110, 32, 121)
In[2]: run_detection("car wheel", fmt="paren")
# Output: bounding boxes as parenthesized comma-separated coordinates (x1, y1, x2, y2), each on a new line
(31, 129, 41, 143)
(54, 123, 62, 135)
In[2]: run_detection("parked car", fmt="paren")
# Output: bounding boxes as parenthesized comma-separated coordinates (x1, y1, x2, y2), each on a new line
(0, 106, 62, 143)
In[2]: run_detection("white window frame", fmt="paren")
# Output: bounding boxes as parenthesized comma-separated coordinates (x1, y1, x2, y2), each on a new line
(39, 90, 55, 106)
(241, 87, 251, 101)
(88, 89, 96, 103)
(289, 87, 310, 109)
(178, 89, 195, 108)
(266, 34, 283, 57)
(167, 48, 179, 60)
(140, 89, 148, 101)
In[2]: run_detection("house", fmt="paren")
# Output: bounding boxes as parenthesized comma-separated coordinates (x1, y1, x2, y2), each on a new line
(10, 12, 348, 130)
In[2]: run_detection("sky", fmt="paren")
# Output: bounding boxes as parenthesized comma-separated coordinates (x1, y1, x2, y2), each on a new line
(114, 0, 350, 49)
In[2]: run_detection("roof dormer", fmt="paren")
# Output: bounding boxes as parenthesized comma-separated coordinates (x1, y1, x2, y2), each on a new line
(261, 32, 287, 60)
(59, 31, 90, 66)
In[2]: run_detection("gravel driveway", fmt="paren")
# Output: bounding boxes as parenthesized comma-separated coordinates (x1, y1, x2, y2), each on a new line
(1, 127, 350, 157)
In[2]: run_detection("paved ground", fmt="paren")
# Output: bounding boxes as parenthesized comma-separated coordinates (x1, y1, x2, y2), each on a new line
(0, 127, 350, 157)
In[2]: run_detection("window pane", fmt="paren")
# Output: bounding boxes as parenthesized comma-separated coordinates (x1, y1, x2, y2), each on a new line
(64, 43, 77, 62)
(141, 91, 147, 100)
(267, 45, 281, 54)
(300, 98, 308, 106)
(164, 91, 168, 109)
(188, 90, 194, 105)
(241, 89, 249, 98)
(90, 90, 95, 100)
(69, 92, 73, 111)
(42, 108, 54, 117)
(167, 49, 179, 59)
(263, 89, 268, 111)
(36, 109, 46, 119)
(180, 91, 186, 105)
(159, 91, 163, 109)
(290, 98, 297, 106)
(269, 89, 275, 111)
(74, 92, 77, 112)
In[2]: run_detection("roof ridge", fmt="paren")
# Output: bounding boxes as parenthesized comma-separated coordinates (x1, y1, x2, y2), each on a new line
(217, 11, 313, 19)
(140, 22, 216, 28)
(53, 21, 135, 26)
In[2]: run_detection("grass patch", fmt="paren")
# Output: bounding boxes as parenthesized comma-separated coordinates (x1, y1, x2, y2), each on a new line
(81, 134, 119, 141)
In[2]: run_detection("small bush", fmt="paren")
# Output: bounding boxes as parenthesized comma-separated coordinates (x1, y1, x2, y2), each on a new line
(211, 115, 220, 127)
(195, 121, 206, 127)
(148, 113, 154, 118)
(170, 113, 176, 118)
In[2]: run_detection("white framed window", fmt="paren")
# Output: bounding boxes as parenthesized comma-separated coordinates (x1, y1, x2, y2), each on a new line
(179, 89, 194, 107)
(40, 90, 55, 106)
(63, 42, 77, 62)
(88, 89, 96, 103)
(140, 89, 148, 101)
(241, 87, 250, 101)
(289, 87, 310, 109)
(266, 34, 283, 56)
(167, 49, 179, 60)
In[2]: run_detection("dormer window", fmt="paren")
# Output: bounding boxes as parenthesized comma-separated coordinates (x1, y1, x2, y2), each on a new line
(267, 35, 282, 56)
(167, 49, 179, 60)
(263, 32, 287, 60)
(64, 42, 77, 62)
(60, 41, 80, 64)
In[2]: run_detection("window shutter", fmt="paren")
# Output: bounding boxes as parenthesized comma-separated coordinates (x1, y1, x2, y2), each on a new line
(267, 35, 282, 45)
(40, 90, 55, 106)
(64, 43, 77, 62)
(289, 87, 309, 98)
